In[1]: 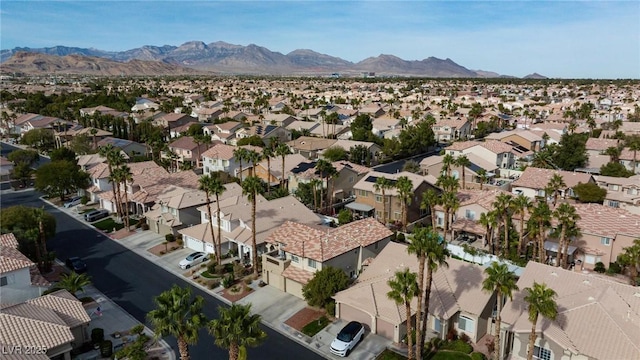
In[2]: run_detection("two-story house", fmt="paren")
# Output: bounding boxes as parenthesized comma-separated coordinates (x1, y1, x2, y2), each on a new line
(432, 118, 472, 143)
(420, 154, 498, 189)
(594, 174, 640, 214)
(485, 129, 544, 152)
(262, 217, 393, 298)
(511, 167, 595, 201)
(348, 171, 436, 225)
(0, 233, 50, 305)
(96, 137, 147, 158)
(243, 153, 308, 188)
(201, 143, 262, 178)
(153, 113, 198, 134)
(234, 124, 291, 146)
(203, 121, 243, 144)
(446, 140, 517, 173)
(144, 186, 210, 236)
(164, 136, 211, 168)
(289, 160, 371, 203)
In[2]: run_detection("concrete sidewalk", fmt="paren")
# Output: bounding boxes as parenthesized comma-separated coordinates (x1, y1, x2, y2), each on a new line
(52, 200, 392, 359)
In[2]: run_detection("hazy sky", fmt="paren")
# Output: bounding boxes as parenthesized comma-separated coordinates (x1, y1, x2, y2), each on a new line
(2, 1, 639, 79)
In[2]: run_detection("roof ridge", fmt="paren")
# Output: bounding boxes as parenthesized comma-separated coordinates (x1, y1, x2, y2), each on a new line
(0, 310, 69, 328)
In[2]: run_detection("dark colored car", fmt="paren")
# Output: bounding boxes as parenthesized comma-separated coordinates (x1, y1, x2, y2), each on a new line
(65, 257, 87, 273)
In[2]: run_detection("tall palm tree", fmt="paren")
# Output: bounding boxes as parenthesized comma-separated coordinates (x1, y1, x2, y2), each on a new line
(275, 143, 291, 190)
(199, 174, 221, 265)
(117, 165, 133, 229)
(387, 268, 419, 360)
(210, 177, 226, 264)
(373, 176, 393, 224)
(55, 271, 92, 297)
(309, 178, 322, 212)
(482, 262, 519, 360)
(396, 176, 413, 231)
(553, 203, 580, 268)
(528, 201, 552, 263)
(208, 304, 267, 360)
(147, 285, 207, 360)
(477, 169, 488, 190)
(242, 176, 265, 278)
(479, 210, 498, 254)
(442, 153, 455, 176)
(436, 174, 459, 193)
(455, 154, 471, 189)
(546, 174, 566, 207)
(262, 144, 275, 196)
(233, 147, 249, 181)
(420, 189, 441, 230)
(628, 140, 640, 173)
(494, 193, 513, 257)
(109, 168, 124, 222)
(245, 149, 262, 177)
(524, 282, 558, 360)
(603, 146, 622, 163)
(406, 227, 441, 357)
(99, 144, 124, 217)
(315, 159, 336, 212)
(441, 191, 459, 242)
(511, 194, 533, 256)
(419, 231, 450, 352)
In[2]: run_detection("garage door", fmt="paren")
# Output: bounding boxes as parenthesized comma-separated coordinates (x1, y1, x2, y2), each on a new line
(285, 278, 304, 299)
(377, 318, 396, 341)
(186, 236, 204, 252)
(338, 303, 373, 331)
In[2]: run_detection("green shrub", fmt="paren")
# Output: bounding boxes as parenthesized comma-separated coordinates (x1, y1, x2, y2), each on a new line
(471, 352, 487, 360)
(607, 262, 622, 274)
(91, 328, 104, 345)
(459, 332, 470, 344)
(396, 232, 405, 242)
(215, 264, 226, 275)
(442, 339, 473, 354)
(594, 262, 606, 273)
(165, 234, 175, 242)
(234, 263, 246, 279)
(81, 196, 89, 205)
(222, 274, 235, 288)
(209, 280, 220, 289)
(325, 301, 336, 316)
(100, 340, 113, 357)
(130, 324, 144, 336)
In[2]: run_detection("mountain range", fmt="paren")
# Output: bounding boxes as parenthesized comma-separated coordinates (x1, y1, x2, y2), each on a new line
(0, 40, 546, 78)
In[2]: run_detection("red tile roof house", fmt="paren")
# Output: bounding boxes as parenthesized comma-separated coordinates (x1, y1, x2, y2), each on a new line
(262, 217, 392, 299)
(143, 186, 210, 236)
(500, 261, 640, 360)
(594, 174, 640, 215)
(164, 136, 211, 168)
(289, 160, 371, 204)
(569, 203, 640, 271)
(445, 140, 517, 176)
(0, 233, 50, 305)
(510, 167, 595, 201)
(333, 242, 494, 345)
(178, 186, 322, 266)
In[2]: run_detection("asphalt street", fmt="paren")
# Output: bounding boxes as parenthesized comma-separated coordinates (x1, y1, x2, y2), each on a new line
(0, 190, 325, 360)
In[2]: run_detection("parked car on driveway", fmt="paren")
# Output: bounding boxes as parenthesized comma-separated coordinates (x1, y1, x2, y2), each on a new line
(65, 257, 87, 273)
(63, 196, 83, 208)
(330, 321, 365, 357)
(179, 252, 208, 269)
(84, 209, 109, 222)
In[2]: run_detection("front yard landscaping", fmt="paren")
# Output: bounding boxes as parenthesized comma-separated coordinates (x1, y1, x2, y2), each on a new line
(301, 315, 329, 337)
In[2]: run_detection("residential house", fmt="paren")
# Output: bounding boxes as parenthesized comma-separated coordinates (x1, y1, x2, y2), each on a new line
(235, 124, 291, 145)
(244, 153, 308, 188)
(179, 189, 321, 262)
(500, 261, 640, 360)
(285, 120, 321, 135)
(333, 242, 494, 344)
(529, 123, 566, 145)
(262, 217, 393, 298)
(0, 233, 50, 305)
(193, 106, 224, 122)
(594, 174, 640, 214)
(83, 162, 112, 204)
(432, 118, 472, 142)
(57, 127, 113, 149)
(485, 129, 544, 152)
(144, 186, 210, 236)
(371, 117, 402, 137)
(309, 123, 349, 139)
(348, 171, 436, 224)
(131, 97, 160, 112)
(420, 154, 498, 188)
(164, 136, 211, 168)
(328, 139, 382, 164)
(287, 136, 337, 159)
(13, 113, 66, 136)
(153, 113, 198, 134)
(510, 167, 594, 200)
(263, 114, 297, 127)
(0, 289, 91, 360)
(446, 140, 517, 174)
(289, 160, 371, 203)
(619, 148, 640, 174)
(79, 105, 128, 119)
(203, 121, 243, 144)
(96, 137, 147, 158)
(201, 143, 261, 178)
(358, 105, 386, 118)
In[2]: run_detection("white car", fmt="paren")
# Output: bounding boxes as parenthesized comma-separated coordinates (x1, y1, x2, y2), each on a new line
(64, 196, 83, 208)
(179, 252, 208, 269)
(330, 321, 365, 357)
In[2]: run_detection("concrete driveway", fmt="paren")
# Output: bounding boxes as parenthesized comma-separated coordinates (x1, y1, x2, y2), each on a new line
(314, 320, 391, 360)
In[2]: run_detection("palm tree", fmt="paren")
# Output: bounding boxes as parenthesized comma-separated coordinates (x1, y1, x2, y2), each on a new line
(208, 304, 267, 360)
(494, 193, 513, 257)
(309, 178, 322, 212)
(617, 239, 640, 285)
(116, 165, 133, 229)
(524, 282, 558, 360)
(262, 144, 275, 196)
(477, 168, 488, 190)
(441, 190, 459, 242)
(420, 189, 441, 230)
(482, 262, 519, 360)
(419, 230, 450, 352)
(546, 174, 566, 207)
(55, 271, 92, 297)
(455, 155, 471, 189)
(199, 174, 221, 265)
(553, 203, 580, 268)
(373, 176, 393, 224)
(99, 144, 124, 217)
(442, 153, 455, 176)
(396, 176, 413, 231)
(242, 176, 265, 278)
(233, 147, 249, 181)
(528, 201, 552, 263)
(275, 143, 291, 190)
(479, 210, 498, 254)
(603, 146, 622, 163)
(511, 194, 533, 256)
(628, 140, 640, 174)
(436, 174, 459, 193)
(147, 285, 207, 360)
(109, 168, 124, 222)
(407, 227, 441, 357)
(387, 269, 419, 360)
(245, 149, 262, 177)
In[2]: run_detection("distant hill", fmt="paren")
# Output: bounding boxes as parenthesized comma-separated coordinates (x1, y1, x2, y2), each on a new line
(0, 40, 541, 77)
(523, 72, 548, 79)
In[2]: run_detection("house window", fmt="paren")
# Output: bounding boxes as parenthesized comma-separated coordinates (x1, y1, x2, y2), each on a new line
(349, 176, 354, 183)
(291, 255, 299, 263)
(308, 259, 317, 268)
(465, 210, 475, 220)
(358, 190, 368, 197)
(608, 184, 619, 191)
(628, 188, 638, 195)
(0, 276, 7, 286)
(600, 237, 611, 246)
(537, 189, 545, 197)
(394, 211, 401, 220)
(584, 255, 596, 264)
(375, 195, 383, 203)
(434, 318, 442, 333)
(533, 346, 552, 360)
(457, 315, 475, 333)
(607, 200, 619, 208)
(437, 215, 444, 226)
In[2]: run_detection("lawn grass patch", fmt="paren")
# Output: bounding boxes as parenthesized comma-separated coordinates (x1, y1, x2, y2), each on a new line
(301, 316, 329, 337)
(441, 340, 473, 354)
(93, 218, 123, 232)
(201, 271, 220, 279)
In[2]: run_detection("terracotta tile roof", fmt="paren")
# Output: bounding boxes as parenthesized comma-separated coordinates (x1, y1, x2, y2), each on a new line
(353, 171, 429, 196)
(485, 129, 543, 142)
(0, 245, 34, 273)
(332, 160, 371, 175)
(445, 140, 478, 151)
(266, 217, 392, 262)
(86, 162, 110, 179)
(573, 203, 640, 238)
(480, 140, 515, 154)
(281, 266, 315, 285)
(586, 138, 621, 151)
(0, 233, 19, 248)
(511, 167, 594, 189)
(0, 290, 88, 351)
(334, 242, 491, 325)
(501, 262, 640, 360)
